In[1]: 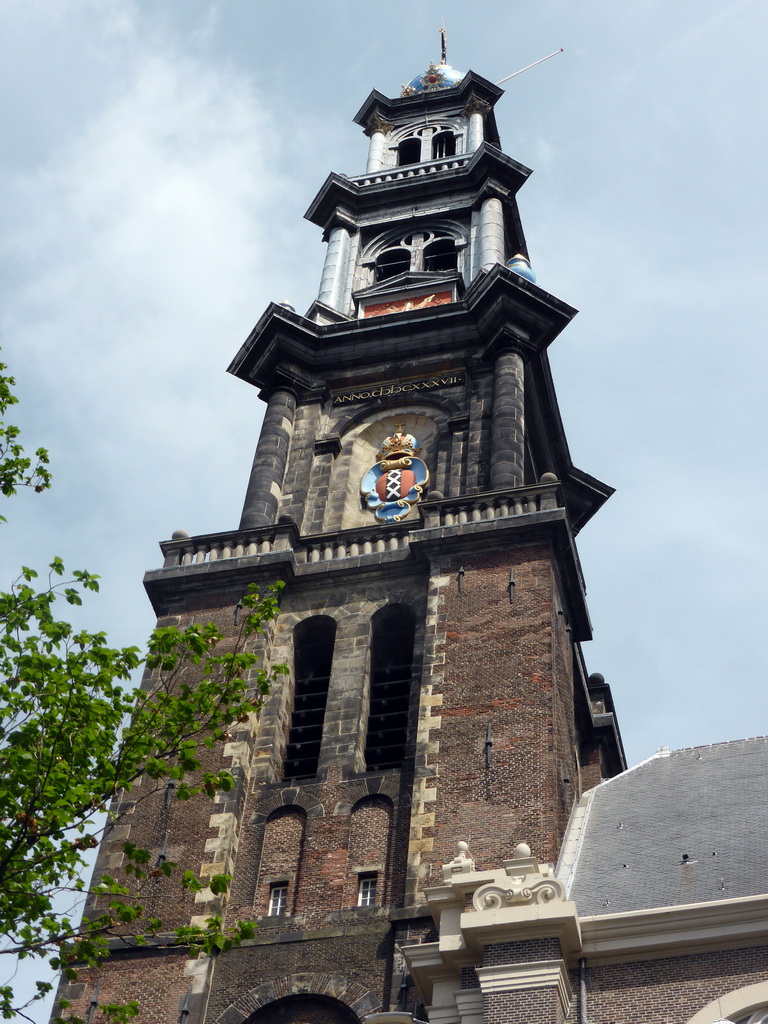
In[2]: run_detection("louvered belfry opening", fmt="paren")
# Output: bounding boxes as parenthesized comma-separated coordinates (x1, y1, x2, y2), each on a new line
(283, 616, 336, 780)
(365, 604, 416, 771)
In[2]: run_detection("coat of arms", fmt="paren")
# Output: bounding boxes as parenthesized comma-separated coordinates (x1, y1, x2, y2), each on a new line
(361, 425, 429, 523)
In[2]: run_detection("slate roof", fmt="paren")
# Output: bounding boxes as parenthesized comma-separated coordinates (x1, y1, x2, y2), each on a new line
(565, 736, 768, 916)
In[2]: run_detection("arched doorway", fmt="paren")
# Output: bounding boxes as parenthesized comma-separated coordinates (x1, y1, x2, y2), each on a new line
(249, 993, 361, 1023)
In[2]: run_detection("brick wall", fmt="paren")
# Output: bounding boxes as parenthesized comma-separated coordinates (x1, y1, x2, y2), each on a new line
(486, 987, 562, 1024)
(344, 796, 393, 905)
(573, 945, 768, 1024)
(421, 542, 579, 882)
(52, 950, 193, 1024)
(484, 938, 562, 965)
(255, 807, 306, 916)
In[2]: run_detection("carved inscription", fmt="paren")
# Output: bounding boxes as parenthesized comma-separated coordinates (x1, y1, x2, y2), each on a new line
(332, 373, 464, 406)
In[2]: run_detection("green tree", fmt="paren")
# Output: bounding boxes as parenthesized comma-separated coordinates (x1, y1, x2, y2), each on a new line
(0, 361, 285, 1022)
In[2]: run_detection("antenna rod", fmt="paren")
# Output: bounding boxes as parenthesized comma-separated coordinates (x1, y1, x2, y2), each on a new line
(440, 22, 447, 64)
(496, 49, 564, 86)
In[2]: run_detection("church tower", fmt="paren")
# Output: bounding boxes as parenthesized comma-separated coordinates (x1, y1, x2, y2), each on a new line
(56, 55, 624, 1024)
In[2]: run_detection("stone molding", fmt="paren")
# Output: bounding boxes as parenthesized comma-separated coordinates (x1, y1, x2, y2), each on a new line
(213, 971, 381, 1023)
(454, 988, 483, 1024)
(476, 959, 573, 1016)
(249, 789, 324, 825)
(580, 892, 768, 964)
(364, 1014, 428, 1024)
(686, 980, 768, 1024)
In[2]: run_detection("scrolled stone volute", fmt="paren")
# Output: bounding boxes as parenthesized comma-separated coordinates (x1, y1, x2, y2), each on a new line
(472, 842, 566, 911)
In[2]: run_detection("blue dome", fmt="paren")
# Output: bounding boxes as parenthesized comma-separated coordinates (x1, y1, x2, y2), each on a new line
(506, 254, 537, 284)
(401, 62, 465, 97)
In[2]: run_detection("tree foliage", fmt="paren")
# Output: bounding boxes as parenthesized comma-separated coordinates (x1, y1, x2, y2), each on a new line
(0, 361, 286, 1022)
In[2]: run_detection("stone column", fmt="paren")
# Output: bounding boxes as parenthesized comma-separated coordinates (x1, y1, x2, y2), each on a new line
(476, 195, 505, 270)
(364, 114, 393, 172)
(490, 349, 525, 489)
(239, 386, 297, 529)
(463, 96, 490, 151)
(317, 222, 352, 312)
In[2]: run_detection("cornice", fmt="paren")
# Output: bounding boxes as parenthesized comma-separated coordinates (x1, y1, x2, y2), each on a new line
(352, 71, 504, 131)
(579, 893, 768, 964)
(304, 144, 531, 231)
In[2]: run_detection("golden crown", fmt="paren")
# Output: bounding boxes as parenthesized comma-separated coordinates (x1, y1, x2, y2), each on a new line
(377, 424, 419, 459)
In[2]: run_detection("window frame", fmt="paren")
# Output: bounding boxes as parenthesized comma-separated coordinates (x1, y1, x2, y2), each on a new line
(268, 882, 288, 917)
(357, 874, 377, 908)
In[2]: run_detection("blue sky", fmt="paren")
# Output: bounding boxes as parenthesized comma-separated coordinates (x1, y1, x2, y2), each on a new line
(2, 1, 767, 1016)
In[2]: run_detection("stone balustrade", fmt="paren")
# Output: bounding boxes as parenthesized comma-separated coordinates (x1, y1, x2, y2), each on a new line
(350, 154, 471, 188)
(421, 479, 560, 529)
(159, 480, 562, 570)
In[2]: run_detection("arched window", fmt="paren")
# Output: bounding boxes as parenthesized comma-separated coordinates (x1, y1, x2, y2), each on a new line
(375, 247, 410, 281)
(347, 795, 393, 907)
(365, 605, 416, 770)
(257, 807, 306, 917)
(423, 237, 457, 272)
(370, 229, 460, 284)
(736, 1012, 768, 1024)
(432, 130, 456, 159)
(397, 137, 421, 166)
(284, 616, 336, 780)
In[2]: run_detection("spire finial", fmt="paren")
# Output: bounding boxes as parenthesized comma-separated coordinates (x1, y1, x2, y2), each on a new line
(440, 21, 447, 65)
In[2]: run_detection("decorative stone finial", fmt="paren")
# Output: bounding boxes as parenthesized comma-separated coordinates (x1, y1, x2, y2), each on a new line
(171, 529, 189, 540)
(513, 842, 532, 859)
(442, 841, 475, 880)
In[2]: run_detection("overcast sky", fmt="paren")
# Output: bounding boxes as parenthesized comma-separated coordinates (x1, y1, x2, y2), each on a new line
(2, 1, 767, 1015)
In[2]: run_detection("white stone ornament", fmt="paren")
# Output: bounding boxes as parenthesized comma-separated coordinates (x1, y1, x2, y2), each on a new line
(472, 841, 566, 911)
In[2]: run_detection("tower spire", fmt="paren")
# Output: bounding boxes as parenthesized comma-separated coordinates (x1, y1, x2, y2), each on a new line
(440, 21, 447, 64)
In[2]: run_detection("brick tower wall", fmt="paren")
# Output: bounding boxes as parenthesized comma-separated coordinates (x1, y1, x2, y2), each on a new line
(414, 539, 579, 891)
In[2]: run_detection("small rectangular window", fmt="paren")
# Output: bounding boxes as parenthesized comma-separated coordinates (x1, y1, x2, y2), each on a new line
(357, 875, 377, 907)
(268, 883, 288, 916)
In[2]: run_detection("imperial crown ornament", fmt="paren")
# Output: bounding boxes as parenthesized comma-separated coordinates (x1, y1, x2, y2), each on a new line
(361, 425, 429, 523)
